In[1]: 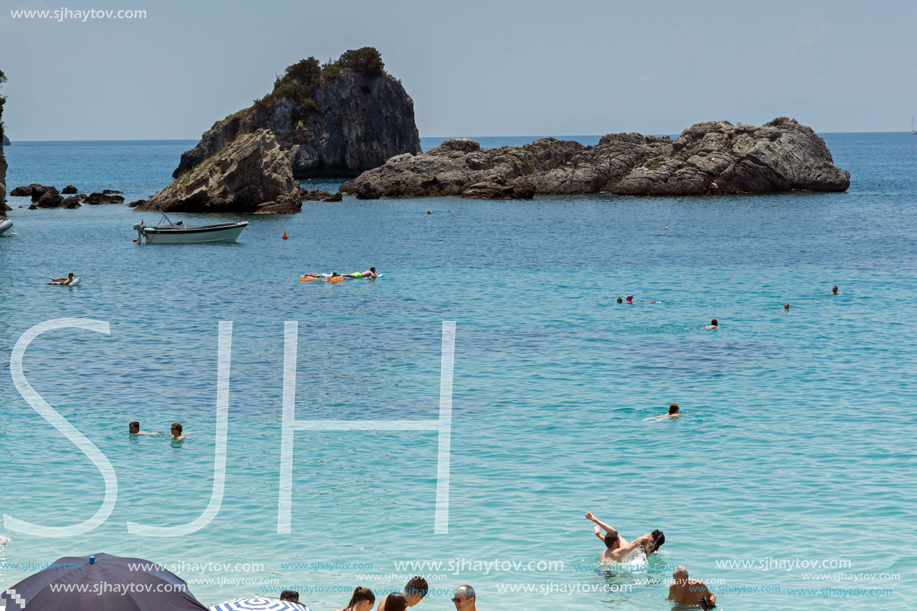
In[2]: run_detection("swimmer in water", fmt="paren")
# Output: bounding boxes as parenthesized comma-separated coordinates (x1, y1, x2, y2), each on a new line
(129, 421, 154, 435)
(0, 534, 9, 545)
(784, 303, 790, 310)
(667, 403, 680, 418)
(170, 422, 184, 441)
(626, 295, 634, 304)
(703, 319, 718, 329)
(668, 566, 716, 608)
(616, 297, 623, 304)
(584, 512, 657, 563)
(832, 285, 839, 295)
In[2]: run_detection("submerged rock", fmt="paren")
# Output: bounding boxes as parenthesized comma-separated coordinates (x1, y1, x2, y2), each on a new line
(341, 117, 850, 199)
(136, 129, 302, 214)
(173, 49, 420, 180)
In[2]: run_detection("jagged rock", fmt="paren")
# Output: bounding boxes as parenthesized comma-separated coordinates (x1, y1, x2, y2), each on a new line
(127, 199, 146, 208)
(323, 191, 343, 202)
(61, 195, 81, 209)
(84, 192, 125, 205)
(136, 129, 302, 215)
(172, 50, 420, 180)
(102, 189, 123, 194)
(62, 185, 78, 194)
(301, 188, 333, 201)
(10, 184, 42, 197)
(2, 135, 9, 146)
(341, 117, 850, 199)
(37, 188, 63, 208)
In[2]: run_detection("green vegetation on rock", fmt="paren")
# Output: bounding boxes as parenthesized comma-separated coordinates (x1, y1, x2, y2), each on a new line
(254, 48, 385, 126)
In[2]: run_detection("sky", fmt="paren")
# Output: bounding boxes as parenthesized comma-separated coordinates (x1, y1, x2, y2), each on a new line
(1, 0, 916, 140)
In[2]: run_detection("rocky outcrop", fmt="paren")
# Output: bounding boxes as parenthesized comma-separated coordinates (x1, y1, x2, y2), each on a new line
(341, 118, 850, 199)
(84, 192, 125, 205)
(62, 185, 78, 194)
(2, 135, 9, 146)
(37, 188, 64, 208)
(135, 129, 302, 214)
(173, 49, 420, 180)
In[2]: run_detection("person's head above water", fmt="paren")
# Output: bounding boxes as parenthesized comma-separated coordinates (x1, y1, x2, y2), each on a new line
(170, 422, 183, 438)
(832, 285, 838, 294)
(370, 267, 376, 273)
(668, 403, 679, 415)
(345, 586, 375, 611)
(68, 272, 74, 279)
(404, 575, 429, 606)
(603, 530, 620, 548)
(784, 303, 790, 310)
(710, 319, 718, 327)
(626, 295, 633, 303)
(129, 421, 140, 434)
(673, 565, 689, 582)
(616, 297, 623, 303)
(279, 590, 299, 602)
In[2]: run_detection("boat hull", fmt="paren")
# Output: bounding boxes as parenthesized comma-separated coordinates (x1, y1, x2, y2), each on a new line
(0, 219, 12, 234)
(141, 222, 248, 244)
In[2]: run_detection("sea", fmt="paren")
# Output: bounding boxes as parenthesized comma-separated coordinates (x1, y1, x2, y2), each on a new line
(0, 133, 915, 610)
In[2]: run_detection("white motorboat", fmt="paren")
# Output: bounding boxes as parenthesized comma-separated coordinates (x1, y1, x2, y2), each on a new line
(0, 218, 12, 234)
(133, 206, 248, 244)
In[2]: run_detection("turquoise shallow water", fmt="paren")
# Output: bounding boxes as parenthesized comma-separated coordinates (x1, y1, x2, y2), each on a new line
(0, 134, 915, 610)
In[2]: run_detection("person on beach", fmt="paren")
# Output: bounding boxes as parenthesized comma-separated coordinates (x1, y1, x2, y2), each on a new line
(584, 512, 662, 562)
(832, 285, 839, 295)
(703, 319, 718, 329)
(170, 422, 184, 440)
(345, 267, 379, 278)
(336, 587, 375, 611)
(377, 576, 428, 610)
(668, 566, 716, 608)
(452, 585, 477, 611)
(47, 272, 74, 285)
(667, 403, 680, 418)
(128, 421, 154, 435)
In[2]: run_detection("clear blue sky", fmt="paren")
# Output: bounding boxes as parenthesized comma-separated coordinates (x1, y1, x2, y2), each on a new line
(1, 0, 915, 140)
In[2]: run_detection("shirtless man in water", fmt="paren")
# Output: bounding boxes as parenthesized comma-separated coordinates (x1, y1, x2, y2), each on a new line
(668, 566, 716, 608)
(584, 512, 656, 563)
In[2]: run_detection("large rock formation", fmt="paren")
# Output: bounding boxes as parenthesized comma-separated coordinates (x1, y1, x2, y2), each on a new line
(173, 48, 420, 180)
(135, 129, 302, 214)
(340, 117, 850, 199)
(2, 135, 8, 146)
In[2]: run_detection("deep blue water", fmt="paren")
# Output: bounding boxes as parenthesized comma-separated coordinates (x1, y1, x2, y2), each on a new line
(0, 133, 915, 610)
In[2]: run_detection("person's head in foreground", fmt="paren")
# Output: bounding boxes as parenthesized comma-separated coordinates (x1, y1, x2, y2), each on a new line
(404, 576, 429, 607)
(170, 422, 183, 439)
(344, 586, 375, 611)
(452, 585, 476, 610)
(129, 421, 140, 434)
(370, 267, 376, 273)
(279, 590, 299, 603)
(832, 285, 838, 294)
(386, 593, 408, 611)
(668, 403, 679, 415)
(603, 529, 619, 548)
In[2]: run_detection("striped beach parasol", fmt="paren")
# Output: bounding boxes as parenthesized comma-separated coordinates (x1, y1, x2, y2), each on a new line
(210, 597, 310, 611)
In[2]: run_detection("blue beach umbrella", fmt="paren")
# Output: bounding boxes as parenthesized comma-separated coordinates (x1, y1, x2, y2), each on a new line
(210, 597, 310, 611)
(0, 553, 208, 611)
